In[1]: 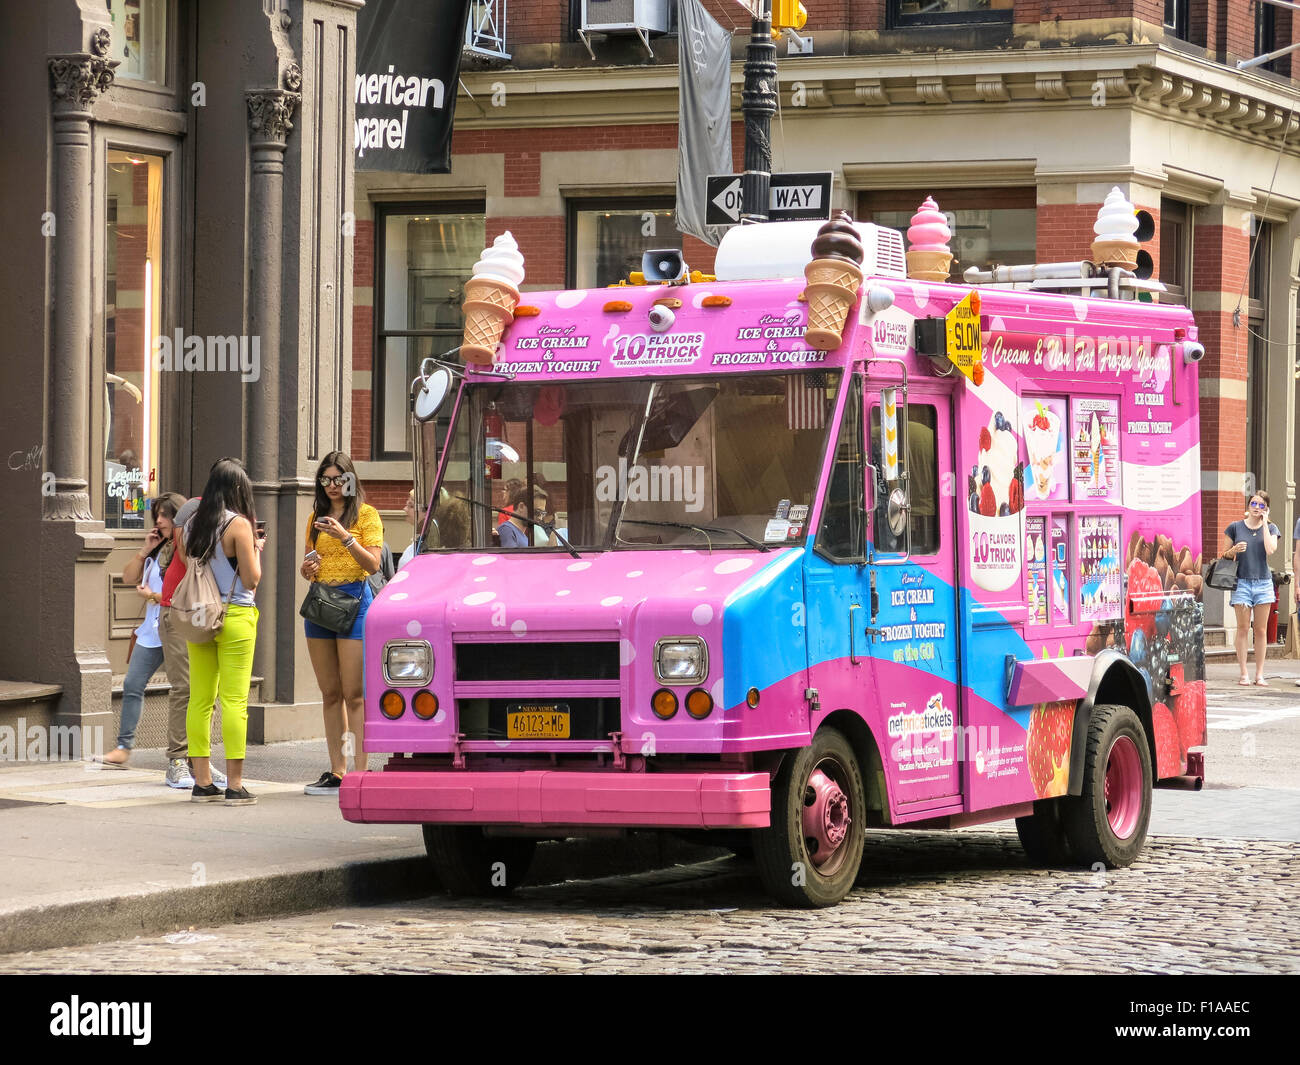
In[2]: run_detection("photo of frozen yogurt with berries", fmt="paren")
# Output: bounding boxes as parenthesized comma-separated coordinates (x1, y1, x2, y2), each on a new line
(1022, 397, 1066, 501)
(967, 411, 1026, 518)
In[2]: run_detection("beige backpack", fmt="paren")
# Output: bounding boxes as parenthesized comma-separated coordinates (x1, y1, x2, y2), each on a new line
(171, 517, 234, 643)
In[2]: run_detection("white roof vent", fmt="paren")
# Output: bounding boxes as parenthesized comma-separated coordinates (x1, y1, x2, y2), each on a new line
(714, 220, 907, 281)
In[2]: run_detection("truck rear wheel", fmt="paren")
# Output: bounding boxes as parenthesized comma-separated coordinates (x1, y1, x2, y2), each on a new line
(1062, 704, 1152, 868)
(1014, 799, 1073, 865)
(754, 727, 865, 908)
(421, 826, 537, 896)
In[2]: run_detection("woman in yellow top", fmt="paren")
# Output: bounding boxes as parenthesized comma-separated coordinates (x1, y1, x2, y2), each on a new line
(300, 451, 383, 795)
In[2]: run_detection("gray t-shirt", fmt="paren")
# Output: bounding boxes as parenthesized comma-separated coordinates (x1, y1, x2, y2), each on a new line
(1225, 520, 1278, 582)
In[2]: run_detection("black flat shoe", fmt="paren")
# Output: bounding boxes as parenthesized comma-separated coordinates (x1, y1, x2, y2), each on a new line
(190, 783, 222, 803)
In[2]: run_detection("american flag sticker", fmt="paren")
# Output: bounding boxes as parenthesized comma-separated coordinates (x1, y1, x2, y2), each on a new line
(786, 374, 827, 430)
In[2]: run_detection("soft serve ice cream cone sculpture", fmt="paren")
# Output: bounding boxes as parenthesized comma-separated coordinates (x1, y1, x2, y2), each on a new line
(905, 195, 953, 282)
(802, 213, 865, 351)
(1091, 187, 1140, 269)
(461, 232, 526, 364)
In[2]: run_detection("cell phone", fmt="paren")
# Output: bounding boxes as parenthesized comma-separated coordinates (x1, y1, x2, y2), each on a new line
(314, 520, 330, 529)
(256, 520, 267, 536)
(304, 550, 320, 563)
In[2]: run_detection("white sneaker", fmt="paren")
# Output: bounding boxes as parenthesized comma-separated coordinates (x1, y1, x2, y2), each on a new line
(210, 765, 229, 789)
(165, 759, 195, 789)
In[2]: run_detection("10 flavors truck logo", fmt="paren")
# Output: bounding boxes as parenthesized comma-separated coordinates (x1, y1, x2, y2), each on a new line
(967, 410, 1025, 591)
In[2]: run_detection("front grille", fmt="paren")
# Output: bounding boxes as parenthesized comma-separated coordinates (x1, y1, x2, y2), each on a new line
(454, 641, 620, 681)
(457, 697, 621, 741)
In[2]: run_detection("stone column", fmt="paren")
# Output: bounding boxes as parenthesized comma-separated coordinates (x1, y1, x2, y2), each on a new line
(1265, 212, 1300, 614)
(41, 33, 118, 743)
(46, 36, 114, 520)
(246, 78, 301, 705)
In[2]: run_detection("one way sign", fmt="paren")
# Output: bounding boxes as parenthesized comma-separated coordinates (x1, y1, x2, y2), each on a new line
(706, 171, 834, 225)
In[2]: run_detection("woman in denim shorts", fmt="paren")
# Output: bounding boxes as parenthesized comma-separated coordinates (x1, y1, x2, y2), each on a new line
(1223, 490, 1280, 686)
(300, 452, 383, 794)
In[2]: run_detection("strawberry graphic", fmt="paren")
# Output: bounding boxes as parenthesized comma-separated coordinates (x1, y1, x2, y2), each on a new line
(1125, 557, 1162, 643)
(1151, 701, 1184, 778)
(1026, 700, 1073, 797)
(1008, 464, 1024, 513)
(978, 426, 993, 452)
(1032, 401, 1051, 432)
(979, 482, 996, 516)
(1170, 678, 1207, 753)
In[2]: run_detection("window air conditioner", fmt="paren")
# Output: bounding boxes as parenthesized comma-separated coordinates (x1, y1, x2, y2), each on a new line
(578, 0, 672, 59)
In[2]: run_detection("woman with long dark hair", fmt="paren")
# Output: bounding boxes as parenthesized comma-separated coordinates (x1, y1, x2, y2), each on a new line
(179, 458, 264, 805)
(101, 492, 189, 768)
(300, 451, 382, 795)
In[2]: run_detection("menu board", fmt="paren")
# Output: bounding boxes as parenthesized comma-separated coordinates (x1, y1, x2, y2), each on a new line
(1070, 397, 1120, 503)
(1078, 515, 1122, 623)
(1026, 515, 1048, 626)
(1022, 396, 1068, 503)
(1051, 516, 1071, 625)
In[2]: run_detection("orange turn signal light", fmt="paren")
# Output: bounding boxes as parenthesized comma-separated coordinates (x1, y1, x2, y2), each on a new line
(412, 690, 439, 720)
(746, 687, 760, 708)
(686, 688, 713, 719)
(380, 690, 405, 719)
(700, 295, 732, 308)
(969, 291, 982, 315)
(603, 300, 633, 313)
(651, 688, 678, 720)
(513, 305, 541, 318)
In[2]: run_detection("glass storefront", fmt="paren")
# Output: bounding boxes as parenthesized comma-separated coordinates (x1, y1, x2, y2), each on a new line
(104, 149, 164, 529)
(379, 210, 484, 457)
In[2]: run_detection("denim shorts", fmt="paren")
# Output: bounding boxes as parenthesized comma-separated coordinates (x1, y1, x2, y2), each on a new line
(1230, 576, 1275, 608)
(303, 579, 373, 640)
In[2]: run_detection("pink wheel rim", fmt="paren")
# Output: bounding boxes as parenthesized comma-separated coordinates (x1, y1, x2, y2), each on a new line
(1103, 734, 1143, 840)
(801, 764, 850, 872)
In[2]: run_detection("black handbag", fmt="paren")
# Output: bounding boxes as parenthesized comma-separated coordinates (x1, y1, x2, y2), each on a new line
(1206, 557, 1239, 591)
(300, 581, 363, 634)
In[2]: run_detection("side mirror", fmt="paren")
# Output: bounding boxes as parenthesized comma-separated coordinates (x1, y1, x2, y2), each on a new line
(413, 366, 456, 423)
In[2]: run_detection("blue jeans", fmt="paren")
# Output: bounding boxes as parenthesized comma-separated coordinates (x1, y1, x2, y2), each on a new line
(118, 643, 165, 749)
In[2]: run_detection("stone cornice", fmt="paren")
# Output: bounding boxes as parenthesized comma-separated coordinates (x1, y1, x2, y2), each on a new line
(457, 43, 1300, 147)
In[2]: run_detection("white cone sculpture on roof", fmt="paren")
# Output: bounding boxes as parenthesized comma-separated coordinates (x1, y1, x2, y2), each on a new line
(461, 232, 526, 364)
(1091, 187, 1140, 269)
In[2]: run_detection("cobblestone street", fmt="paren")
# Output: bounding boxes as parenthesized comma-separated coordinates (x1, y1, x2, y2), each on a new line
(4, 829, 1295, 974)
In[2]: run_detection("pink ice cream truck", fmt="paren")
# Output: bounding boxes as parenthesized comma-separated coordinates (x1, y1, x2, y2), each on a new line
(341, 210, 1207, 907)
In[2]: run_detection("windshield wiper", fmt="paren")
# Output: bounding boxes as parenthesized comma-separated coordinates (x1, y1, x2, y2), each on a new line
(618, 518, 770, 552)
(455, 495, 581, 559)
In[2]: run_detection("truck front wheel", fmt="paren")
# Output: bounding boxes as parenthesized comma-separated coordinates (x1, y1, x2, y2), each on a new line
(1062, 704, 1152, 868)
(754, 727, 866, 908)
(422, 826, 537, 896)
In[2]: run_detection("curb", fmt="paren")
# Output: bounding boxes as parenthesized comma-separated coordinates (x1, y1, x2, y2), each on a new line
(0, 833, 728, 956)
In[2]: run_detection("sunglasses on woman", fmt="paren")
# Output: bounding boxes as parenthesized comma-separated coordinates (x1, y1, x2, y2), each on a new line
(319, 475, 349, 488)
(1250, 501, 1267, 509)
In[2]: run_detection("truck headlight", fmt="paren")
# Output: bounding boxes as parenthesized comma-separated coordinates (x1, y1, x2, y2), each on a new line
(655, 637, 708, 684)
(384, 640, 433, 686)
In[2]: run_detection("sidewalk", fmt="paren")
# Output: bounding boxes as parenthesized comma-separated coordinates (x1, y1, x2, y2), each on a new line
(1, 652, 1295, 956)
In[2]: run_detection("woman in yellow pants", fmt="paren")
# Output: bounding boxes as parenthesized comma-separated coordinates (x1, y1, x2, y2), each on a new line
(179, 458, 264, 805)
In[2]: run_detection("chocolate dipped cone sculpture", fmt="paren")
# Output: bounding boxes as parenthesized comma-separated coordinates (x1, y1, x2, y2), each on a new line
(461, 231, 526, 364)
(803, 213, 865, 351)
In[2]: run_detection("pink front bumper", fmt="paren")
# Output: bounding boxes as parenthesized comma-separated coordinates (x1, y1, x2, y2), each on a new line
(340, 769, 772, 829)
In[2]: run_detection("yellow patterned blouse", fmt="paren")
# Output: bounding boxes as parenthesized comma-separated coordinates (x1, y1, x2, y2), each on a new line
(305, 503, 384, 585)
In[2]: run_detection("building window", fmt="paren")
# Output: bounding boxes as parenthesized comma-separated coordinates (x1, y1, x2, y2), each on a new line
(1255, 0, 1281, 74)
(465, 0, 511, 59)
(861, 188, 1036, 271)
(1159, 198, 1192, 305)
(1164, 0, 1190, 42)
(376, 207, 484, 459)
(569, 202, 685, 289)
(105, 150, 164, 529)
(106, 0, 168, 84)
(888, 0, 1014, 28)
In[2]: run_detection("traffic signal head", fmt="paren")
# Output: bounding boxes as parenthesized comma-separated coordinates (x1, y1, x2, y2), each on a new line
(1133, 208, 1155, 280)
(771, 0, 807, 34)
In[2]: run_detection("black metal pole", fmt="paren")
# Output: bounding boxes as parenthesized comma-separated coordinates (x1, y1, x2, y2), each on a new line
(741, 1, 775, 223)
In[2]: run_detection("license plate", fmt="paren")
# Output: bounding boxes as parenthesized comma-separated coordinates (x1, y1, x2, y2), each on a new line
(506, 703, 571, 740)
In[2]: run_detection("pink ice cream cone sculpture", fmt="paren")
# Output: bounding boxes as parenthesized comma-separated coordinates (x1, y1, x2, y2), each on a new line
(461, 232, 526, 364)
(1091, 187, 1140, 269)
(802, 213, 866, 351)
(906, 196, 953, 282)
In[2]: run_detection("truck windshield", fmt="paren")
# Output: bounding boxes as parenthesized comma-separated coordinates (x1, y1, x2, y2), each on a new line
(423, 370, 841, 552)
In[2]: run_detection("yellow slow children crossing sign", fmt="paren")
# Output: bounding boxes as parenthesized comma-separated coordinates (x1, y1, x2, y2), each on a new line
(945, 291, 983, 381)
